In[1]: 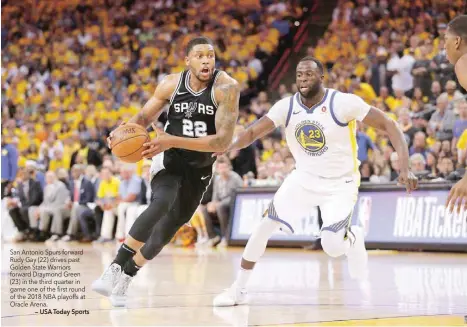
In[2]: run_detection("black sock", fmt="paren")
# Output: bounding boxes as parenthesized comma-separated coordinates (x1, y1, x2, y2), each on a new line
(113, 244, 136, 268)
(123, 258, 141, 277)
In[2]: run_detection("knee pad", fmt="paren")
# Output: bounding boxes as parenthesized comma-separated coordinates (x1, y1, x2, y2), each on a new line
(320, 229, 349, 258)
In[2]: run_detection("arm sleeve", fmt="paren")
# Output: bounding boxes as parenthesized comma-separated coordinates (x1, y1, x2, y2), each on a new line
(265, 97, 292, 127)
(332, 92, 372, 124)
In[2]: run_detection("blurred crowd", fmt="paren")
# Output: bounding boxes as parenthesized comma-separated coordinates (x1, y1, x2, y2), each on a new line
(1, 0, 303, 169)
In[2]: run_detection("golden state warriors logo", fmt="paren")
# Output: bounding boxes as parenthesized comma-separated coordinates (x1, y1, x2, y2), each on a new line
(295, 120, 328, 156)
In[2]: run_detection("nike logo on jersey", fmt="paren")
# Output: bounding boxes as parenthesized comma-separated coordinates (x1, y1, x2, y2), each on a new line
(345, 180, 353, 183)
(293, 111, 301, 115)
(177, 91, 188, 95)
(201, 175, 210, 180)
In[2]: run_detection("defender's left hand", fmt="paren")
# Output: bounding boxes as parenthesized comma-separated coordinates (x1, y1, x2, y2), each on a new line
(397, 170, 418, 194)
(141, 123, 173, 159)
(446, 174, 467, 214)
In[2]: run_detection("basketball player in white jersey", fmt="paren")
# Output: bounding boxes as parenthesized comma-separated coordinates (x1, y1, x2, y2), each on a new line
(444, 15, 467, 214)
(213, 56, 418, 306)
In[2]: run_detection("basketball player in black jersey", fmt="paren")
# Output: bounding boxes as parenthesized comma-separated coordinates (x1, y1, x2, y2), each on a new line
(92, 36, 240, 307)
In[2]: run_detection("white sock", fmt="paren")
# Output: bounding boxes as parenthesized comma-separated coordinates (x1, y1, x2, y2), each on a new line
(233, 268, 252, 289)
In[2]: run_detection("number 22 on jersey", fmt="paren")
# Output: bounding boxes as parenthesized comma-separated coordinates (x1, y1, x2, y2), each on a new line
(182, 119, 207, 137)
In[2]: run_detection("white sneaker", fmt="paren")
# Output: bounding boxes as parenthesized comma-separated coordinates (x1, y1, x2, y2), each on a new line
(12, 231, 26, 242)
(46, 235, 60, 242)
(207, 236, 221, 247)
(213, 287, 248, 307)
(346, 226, 368, 280)
(217, 238, 228, 248)
(91, 263, 122, 297)
(60, 235, 72, 242)
(110, 273, 133, 307)
(92, 237, 113, 244)
(195, 236, 208, 246)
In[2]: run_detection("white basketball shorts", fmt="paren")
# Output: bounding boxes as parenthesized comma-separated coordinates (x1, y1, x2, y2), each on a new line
(268, 169, 359, 234)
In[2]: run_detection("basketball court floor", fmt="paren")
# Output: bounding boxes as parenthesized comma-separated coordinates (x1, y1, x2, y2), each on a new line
(2, 242, 467, 326)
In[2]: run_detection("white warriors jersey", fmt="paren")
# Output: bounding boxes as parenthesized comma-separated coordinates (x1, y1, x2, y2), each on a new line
(266, 88, 371, 182)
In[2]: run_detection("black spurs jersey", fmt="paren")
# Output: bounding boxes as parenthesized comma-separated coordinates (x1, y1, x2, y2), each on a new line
(163, 69, 222, 170)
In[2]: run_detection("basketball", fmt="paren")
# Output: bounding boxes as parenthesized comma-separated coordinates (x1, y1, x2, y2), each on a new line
(111, 123, 150, 163)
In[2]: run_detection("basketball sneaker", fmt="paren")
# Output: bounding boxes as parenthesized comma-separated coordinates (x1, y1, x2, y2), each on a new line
(346, 226, 368, 280)
(110, 273, 133, 307)
(91, 263, 122, 297)
(213, 286, 248, 307)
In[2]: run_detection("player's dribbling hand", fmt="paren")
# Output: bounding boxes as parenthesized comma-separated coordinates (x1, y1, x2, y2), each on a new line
(397, 170, 418, 194)
(141, 123, 173, 159)
(107, 121, 126, 149)
(445, 174, 467, 215)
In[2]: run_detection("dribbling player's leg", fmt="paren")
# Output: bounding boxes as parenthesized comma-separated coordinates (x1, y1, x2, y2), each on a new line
(319, 195, 368, 280)
(109, 184, 204, 307)
(91, 171, 182, 297)
(213, 216, 281, 306)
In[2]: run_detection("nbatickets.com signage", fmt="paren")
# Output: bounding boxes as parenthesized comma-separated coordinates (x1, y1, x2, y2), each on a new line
(353, 190, 467, 245)
(229, 188, 467, 248)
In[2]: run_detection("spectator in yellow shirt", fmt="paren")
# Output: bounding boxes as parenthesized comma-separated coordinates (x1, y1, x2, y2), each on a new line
(457, 129, 467, 166)
(349, 75, 377, 104)
(96, 167, 121, 241)
(49, 149, 71, 172)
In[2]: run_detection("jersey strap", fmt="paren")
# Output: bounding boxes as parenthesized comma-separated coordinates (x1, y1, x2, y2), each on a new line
(210, 70, 221, 108)
(329, 90, 347, 127)
(285, 95, 295, 127)
(169, 71, 186, 105)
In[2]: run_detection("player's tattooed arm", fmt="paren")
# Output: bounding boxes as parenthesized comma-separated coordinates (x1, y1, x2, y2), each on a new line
(208, 81, 240, 151)
(127, 74, 180, 128)
(159, 74, 240, 153)
(363, 107, 418, 193)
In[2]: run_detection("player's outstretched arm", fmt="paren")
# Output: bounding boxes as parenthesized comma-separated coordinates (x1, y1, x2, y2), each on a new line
(446, 172, 467, 214)
(455, 54, 467, 90)
(362, 107, 418, 193)
(142, 73, 240, 157)
(214, 116, 276, 156)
